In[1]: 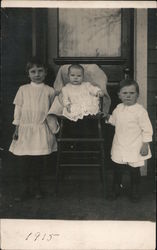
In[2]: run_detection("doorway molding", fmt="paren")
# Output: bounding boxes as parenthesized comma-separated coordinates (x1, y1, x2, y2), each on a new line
(134, 9, 148, 175)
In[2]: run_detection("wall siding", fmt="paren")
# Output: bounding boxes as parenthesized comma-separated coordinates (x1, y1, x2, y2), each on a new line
(147, 9, 157, 176)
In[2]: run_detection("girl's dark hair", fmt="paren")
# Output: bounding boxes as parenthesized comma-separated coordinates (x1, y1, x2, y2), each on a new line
(68, 64, 84, 75)
(119, 79, 139, 95)
(26, 57, 47, 73)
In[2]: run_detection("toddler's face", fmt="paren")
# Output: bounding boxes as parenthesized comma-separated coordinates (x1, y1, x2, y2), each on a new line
(69, 68, 83, 85)
(28, 65, 47, 84)
(118, 85, 138, 106)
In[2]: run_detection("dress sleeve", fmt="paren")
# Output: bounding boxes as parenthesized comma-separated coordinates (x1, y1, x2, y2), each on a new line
(138, 109, 153, 142)
(107, 108, 117, 126)
(12, 87, 23, 125)
(12, 105, 22, 125)
(13, 86, 23, 106)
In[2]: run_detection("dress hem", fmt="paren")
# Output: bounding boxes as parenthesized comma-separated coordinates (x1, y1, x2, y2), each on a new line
(9, 148, 57, 156)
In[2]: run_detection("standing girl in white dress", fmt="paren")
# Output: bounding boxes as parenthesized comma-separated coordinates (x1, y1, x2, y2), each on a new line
(106, 79, 153, 202)
(62, 64, 103, 121)
(9, 58, 59, 200)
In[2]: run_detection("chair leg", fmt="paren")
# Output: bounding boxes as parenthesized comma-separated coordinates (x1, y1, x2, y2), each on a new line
(55, 119, 64, 196)
(100, 142, 106, 196)
(55, 143, 61, 196)
(98, 118, 106, 197)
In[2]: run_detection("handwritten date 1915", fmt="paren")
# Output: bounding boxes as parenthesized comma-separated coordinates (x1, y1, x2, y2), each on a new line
(25, 232, 60, 241)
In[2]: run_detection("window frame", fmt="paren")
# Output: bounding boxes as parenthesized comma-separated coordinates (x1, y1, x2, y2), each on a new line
(54, 9, 134, 66)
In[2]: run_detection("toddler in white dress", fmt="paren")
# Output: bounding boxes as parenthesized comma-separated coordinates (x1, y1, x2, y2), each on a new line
(62, 64, 103, 121)
(106, 79, 153, 202)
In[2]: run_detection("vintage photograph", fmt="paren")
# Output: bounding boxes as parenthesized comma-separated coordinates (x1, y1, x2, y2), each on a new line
(0, 4, 156, 237)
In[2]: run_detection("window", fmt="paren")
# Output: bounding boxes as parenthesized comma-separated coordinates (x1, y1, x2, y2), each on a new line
(59, 9, 121, 58)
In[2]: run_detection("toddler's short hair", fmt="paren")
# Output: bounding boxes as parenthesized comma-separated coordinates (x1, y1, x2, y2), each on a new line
(119, 79, 139, 95)
(26, 57, 47, 73)
(68, 64, 84, 75)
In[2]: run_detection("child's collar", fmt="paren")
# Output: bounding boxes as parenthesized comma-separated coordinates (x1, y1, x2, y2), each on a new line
(31, 82, 44, 87)
(122, 103, 138, 111)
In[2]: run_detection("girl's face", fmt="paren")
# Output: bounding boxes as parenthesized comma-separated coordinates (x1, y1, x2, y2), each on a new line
(28, 65, 47, 84)
(118, 85, 138, 106)
(69, 68, 83, 85)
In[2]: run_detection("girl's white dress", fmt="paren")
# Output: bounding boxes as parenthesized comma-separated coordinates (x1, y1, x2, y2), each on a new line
(108, 103, 153, 167)
(9, 82, 59, 156)
(62, 82, 101, 121)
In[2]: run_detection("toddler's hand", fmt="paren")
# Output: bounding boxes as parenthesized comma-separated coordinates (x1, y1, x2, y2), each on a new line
(104, 113, 110, 120)
(96, 90, 104, 97)
(66, 104, 71, 113)
(140, 142, 149, 156)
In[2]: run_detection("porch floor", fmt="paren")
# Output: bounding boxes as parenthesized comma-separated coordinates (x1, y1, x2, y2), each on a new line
(0, 172, 155, 221)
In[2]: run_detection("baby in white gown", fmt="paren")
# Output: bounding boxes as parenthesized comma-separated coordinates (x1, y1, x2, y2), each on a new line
(62, 64, 103, 121)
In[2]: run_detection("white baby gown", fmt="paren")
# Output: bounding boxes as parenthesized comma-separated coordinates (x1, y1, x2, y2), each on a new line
(62, 82, 101, 121)
(48, 64, 111, 118)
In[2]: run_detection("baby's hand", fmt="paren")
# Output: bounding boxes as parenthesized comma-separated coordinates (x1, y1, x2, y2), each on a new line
(140, 142, 149, 156)
(66, 104, 71, 113)
(96, 90, 104, 97)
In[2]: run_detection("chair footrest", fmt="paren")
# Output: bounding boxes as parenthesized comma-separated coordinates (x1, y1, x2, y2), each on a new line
(62, 150, 100, 154)
(60, 164, 101, 167)
(57, 138, 104, 142)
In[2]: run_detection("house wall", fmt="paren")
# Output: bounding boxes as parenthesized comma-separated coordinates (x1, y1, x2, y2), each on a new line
(47, 9, 59, 76)
(1, 9, 33, 149)
(1, 9, 33, 180)
(134, 9, 148, 176)
(134, 9, 156, 176)
(147, 9, 157, 176)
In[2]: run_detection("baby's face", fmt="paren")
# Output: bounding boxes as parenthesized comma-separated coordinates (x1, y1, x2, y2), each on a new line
(118, 85, 138, 106)
(28, 65, 46, 84)
(69, 68, 83, 85)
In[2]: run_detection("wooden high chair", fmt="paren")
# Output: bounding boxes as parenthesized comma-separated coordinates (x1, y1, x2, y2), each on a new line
(53, 64, 111, 196)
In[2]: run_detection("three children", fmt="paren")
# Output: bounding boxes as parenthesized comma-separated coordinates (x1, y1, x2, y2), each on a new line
(9, 61, 153, 203)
